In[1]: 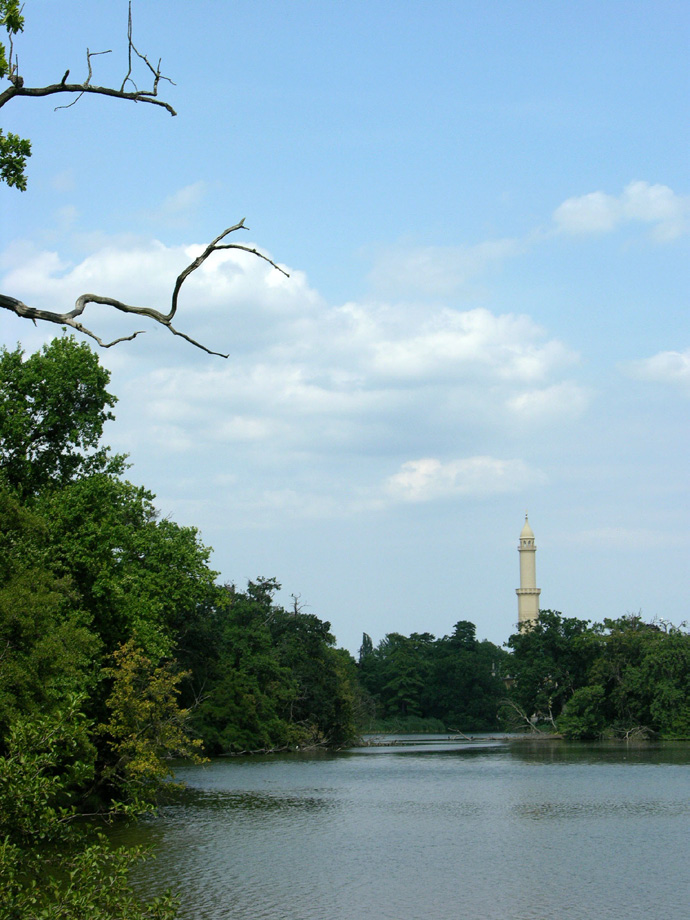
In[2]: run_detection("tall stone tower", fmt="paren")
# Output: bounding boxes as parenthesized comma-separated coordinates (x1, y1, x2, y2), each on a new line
(516, 513, 540, 629)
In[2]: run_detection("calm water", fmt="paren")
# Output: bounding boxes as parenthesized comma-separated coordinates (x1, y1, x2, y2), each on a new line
(116, 737, 690, 920)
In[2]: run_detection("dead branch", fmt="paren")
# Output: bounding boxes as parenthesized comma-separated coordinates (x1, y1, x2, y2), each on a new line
(0, 221, 289, 358)
(0, 3, 176, 116)
(500, 698, 546, 734)
(448, 727, 473, 741)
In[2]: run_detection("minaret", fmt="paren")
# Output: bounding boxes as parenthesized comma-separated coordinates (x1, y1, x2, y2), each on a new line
(516, 513, 540, 629)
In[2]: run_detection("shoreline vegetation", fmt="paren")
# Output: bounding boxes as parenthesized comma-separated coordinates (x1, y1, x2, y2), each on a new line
(2, 337, 689, 918)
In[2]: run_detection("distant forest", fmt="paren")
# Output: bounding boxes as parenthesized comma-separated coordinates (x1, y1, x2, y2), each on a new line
(2, 337, 689, 916)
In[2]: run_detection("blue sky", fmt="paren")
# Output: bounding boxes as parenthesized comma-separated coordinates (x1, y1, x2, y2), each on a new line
(2, 1, 689, 653)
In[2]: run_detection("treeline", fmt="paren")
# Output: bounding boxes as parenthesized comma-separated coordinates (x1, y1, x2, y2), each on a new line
(0, 337, 360, 917)
(506, 610, 690, 740)
(356, 611, 690, 741)
(180, 578, 359, 753)
(357, 624, 508, 731)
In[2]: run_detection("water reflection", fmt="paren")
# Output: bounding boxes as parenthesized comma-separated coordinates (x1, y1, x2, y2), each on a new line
(117, 737, 690, 920)
(508, 737, 690, 765)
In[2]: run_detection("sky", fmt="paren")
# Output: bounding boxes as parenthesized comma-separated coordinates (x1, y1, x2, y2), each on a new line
(1, 0, 689, 655)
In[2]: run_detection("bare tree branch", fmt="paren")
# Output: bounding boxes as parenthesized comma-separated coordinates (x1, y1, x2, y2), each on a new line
(0, 3, 177, 116)
(1, 7, 287, 357)
(0, 221, 289, 358)
(500, 698, 546, 733)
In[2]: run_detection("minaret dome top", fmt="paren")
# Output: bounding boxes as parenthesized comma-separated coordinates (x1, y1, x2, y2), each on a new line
(520, 513, 534, 540)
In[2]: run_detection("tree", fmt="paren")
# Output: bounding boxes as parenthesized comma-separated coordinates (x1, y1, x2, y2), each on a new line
(99, 640, 205, 809)
(586, 615, 690, 738)
(187, 579, 359, 753)
(0, 2, 286, 356)
(1, 336, 219, 661)
(376, 633, 427, 719)
(557, 685, 607, 740)
(0, 334, 219, 916)
(38, 472, 218, 660)
(0, 338, 121, 497)
(506, 610, 598, 727)
(0, 484, 98, 741)
(0, 699, 178, 919)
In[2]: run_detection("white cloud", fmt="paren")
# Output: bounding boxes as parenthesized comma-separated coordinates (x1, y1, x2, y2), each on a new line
(506, 381, 591, 420)
(368, 237, 525, 297)
(553, 190, 620, 234)
(332, 303, 577, 386)
(553, 181, 689, 240)
(624, 348, 690, 392)
(1, 234, 584, 518)
(0, 237, 314, 353)
(385, 456, 541, 503)
(2, 239, 179, 308)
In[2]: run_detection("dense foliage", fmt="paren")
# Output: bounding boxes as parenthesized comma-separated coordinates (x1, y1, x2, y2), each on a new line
(358, 621, 508, 731)
(184, 580, 359, 754)
(504, 610, 690, 739)
(0, 337, 359, 918)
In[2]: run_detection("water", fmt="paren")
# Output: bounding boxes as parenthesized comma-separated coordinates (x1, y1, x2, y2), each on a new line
(116, 737, 690, 920)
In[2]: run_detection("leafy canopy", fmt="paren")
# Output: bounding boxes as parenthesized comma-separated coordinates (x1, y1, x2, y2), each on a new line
(0, 337, 121, 496)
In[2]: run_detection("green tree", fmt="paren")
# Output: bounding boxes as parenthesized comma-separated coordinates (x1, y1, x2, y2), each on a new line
(588, 616, 690, 738)
(0, 699, 177, 920)
(642, 627, 690, 737)
(99, 640, 205, 809)
(190, 580, 359, 753)
(506, 610, 598, 727)
(38, 473, 217, 660)
(376, 633, 428, 719)
(557, 685, 607, 739)
(426, 626, 506, 731)
(0, 338, 122, 497)
(0, 484, 98, 741)
(269, 604, 357, 746)
(191, 582, 302, 753)
(357, 622, 505, 731)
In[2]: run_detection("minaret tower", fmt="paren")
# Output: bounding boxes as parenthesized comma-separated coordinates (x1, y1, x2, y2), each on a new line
(516, 513, 540, 629)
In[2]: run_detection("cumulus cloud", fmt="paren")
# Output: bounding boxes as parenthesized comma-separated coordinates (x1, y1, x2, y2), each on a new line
(2, 239, 181, 307)
(624, 348, 690, 392)
(1, 234, 585, 517)
(385, 456, 541, 502)
(328, 303, 578, 387)
(553, 181, 689, 241)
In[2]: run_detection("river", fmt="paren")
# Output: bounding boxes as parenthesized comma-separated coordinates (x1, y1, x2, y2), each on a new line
(114, 736, 690, 920)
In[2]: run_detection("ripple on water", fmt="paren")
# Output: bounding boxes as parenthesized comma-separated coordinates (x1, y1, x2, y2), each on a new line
(123, 744, 690, 920)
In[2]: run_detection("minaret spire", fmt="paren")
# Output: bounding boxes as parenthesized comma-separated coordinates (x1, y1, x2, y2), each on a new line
(516, 512, 540, 629)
